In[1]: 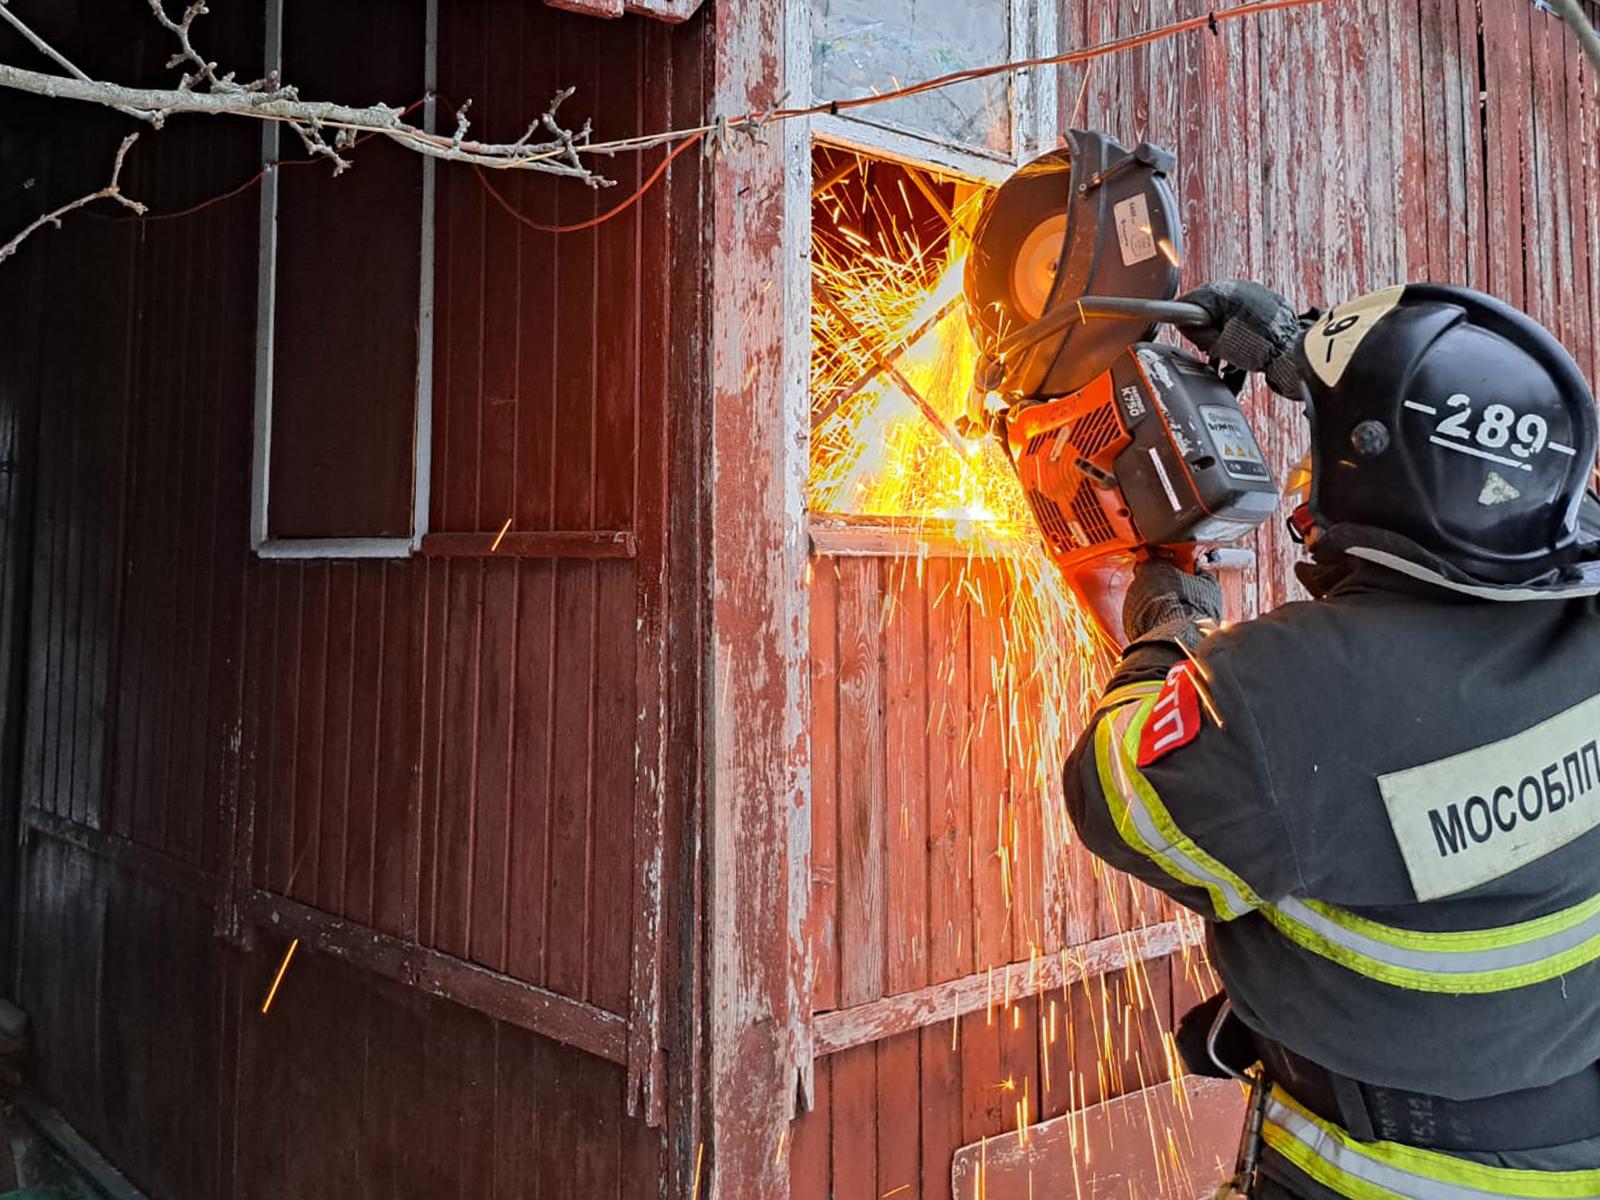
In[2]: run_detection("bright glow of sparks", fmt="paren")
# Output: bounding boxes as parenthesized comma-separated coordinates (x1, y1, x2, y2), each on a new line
(810, 151, 1223, 1195)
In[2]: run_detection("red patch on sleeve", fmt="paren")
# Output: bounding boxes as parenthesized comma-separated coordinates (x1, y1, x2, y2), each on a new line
(1137, 661, 1203, 767)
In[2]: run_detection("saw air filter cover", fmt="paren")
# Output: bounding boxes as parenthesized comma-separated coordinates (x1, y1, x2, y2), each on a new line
(965, 130, 1183, 401)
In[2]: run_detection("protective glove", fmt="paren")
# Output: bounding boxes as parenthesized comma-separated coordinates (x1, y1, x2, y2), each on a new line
(1122, 559, 1223, 651)
(1180, 279, 1311, 399)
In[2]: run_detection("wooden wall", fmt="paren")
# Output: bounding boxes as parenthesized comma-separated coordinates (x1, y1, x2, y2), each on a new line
(791, 2, 1600, 1197)
(0, 2, 705, 1197)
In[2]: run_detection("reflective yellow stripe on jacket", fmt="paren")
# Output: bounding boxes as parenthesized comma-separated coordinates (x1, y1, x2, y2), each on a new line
(1092, 690, 1600, 991)
(1263, 1086, 1600, 1198)
(1093, 687, 1264, 922)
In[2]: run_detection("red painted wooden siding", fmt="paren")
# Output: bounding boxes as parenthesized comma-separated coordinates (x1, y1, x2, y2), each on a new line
(793, 1, 1600, 1196)
(1, 0, 705, 1195)
(243, 1, 667, 1016)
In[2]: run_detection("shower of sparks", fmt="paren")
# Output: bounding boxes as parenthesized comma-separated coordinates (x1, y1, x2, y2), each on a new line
(810, 151, 1229, 1198)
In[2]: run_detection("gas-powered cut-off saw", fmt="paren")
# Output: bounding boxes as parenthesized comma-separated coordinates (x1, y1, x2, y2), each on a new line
(961, 131, 1280, 641)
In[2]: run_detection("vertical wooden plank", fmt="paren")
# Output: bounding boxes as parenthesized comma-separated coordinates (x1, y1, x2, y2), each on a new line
(624, 8, 679, 1126)
(967, 562, 1010, 981)
(884, 559, 927, 999)
(317, 564, 357, 913)
(469, 559, 516, 973)
(592, 16, 643, 535)
(290, 566, 329, 905)
(836, 557, 886, 1009)
(925, 557, 971, 991)
(343, 565, 383, 928)
(1484, 0, 1530, 307)
(415, 557, 449, 943)
(372, 564, 421, 939)
(830, 1042, 878, 1200)
(810, 556, 840, 1013)
(789, 1052, 831, 1200)
(1454, 0, 1487, 291)
(1254, 0, 1327, 612)
(589, 564, 637, 1013)
(516, 9, 560, 536)
(921, 1019, 965, 1200)
(505, 560, 555, 985)
(430, 559, 483, 956)
(876, 1027, 922, 1199)
(544, 559, 598, 998)
(436, 0, 487, 535)
(1527, 5, 1561, 331)
(478, 0, 520, 540)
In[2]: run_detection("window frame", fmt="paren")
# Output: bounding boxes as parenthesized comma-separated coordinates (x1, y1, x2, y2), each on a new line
(807, 0, 1059, 181)
(249, 0, 438, 559)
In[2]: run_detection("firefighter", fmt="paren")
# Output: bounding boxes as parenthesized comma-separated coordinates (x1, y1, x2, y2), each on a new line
(1061, 281, 1600, 1199)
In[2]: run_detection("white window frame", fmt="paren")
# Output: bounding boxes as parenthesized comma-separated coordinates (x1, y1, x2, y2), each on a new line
(250, 0, 437, 559)
(807, 0, 1060, 183)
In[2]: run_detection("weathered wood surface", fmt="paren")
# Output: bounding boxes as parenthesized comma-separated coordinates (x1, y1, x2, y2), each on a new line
(705, 0, 814, 1193)
(814, 919, 1202, 1057)
(796, 1, 1600, 1197)
(950, 1075, 1248, 1200)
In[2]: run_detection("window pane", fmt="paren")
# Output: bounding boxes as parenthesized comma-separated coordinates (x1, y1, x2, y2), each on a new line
(812, 0, 1012, 154)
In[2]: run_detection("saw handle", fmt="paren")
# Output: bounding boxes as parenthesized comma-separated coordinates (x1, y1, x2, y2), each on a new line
(996, 296, 1212, 360)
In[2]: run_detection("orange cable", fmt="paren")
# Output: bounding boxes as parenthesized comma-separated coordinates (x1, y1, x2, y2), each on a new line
(471, 130, 703, 235)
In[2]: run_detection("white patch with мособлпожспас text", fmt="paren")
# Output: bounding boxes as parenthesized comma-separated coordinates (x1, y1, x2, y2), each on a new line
(1377, 691, 1600, 901)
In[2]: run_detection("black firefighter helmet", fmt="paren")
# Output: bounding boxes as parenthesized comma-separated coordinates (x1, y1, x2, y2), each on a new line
(1292, 283, 1600, 588)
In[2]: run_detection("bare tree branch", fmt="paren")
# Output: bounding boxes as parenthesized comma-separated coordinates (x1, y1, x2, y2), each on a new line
(0, 2, 612, 183)
(0, 132, 144, 263)
(0, 60, 609, 180)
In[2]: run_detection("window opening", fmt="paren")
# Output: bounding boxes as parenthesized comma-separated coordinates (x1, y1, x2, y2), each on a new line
(809, 144, 1023, 531)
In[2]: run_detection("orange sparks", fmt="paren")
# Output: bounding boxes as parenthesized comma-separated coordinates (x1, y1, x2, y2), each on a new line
(260, 937, 300, 1015)
(489, 516, 513, 553)
(692, 1142, 704, 1199)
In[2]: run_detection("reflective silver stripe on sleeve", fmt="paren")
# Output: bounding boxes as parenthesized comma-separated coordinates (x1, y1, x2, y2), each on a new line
(1271, 896, 1600, 976)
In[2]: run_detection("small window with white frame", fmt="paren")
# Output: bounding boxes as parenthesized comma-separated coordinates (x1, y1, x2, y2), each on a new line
(251, 0, 436, 559)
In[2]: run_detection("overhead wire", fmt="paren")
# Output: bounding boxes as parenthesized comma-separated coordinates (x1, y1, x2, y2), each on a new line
(69, 0, 1332, 232)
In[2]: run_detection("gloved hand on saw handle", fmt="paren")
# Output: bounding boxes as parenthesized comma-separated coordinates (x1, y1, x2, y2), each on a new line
(1122, 559, 1224, 652)
(1179, 280, 1315, 399)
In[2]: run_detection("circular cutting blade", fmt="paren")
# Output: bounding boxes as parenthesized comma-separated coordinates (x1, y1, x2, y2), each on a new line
(1010, 212, 1068, 322)
(964, 131, 1183, 400)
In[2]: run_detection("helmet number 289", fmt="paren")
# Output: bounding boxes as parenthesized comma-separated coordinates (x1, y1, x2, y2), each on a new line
(1434, 394, 1548, 459)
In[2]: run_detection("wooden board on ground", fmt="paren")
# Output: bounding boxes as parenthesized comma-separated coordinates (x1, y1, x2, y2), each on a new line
(950, 1075, 1246, 1200)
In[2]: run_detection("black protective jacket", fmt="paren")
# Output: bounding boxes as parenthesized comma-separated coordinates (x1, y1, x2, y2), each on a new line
(1063, 558, 1600, 1104)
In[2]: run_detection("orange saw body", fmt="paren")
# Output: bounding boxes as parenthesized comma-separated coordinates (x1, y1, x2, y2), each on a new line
(965, 130, 1280, 640)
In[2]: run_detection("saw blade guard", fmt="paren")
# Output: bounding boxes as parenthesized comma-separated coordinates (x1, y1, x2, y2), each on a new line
(964, 130, 1184, 402)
